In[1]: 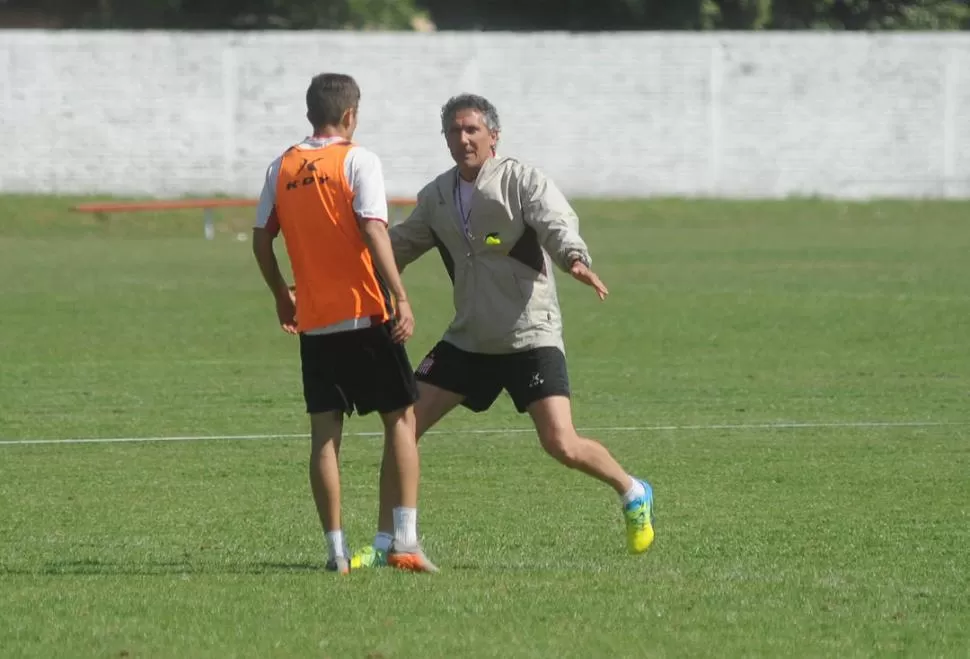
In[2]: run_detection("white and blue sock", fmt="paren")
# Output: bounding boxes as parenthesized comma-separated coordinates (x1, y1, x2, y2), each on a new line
(373, 532, 393, 553)
(326, 530, 346, 559)
(621, 477, 646, 506)
(393, 507, 418, 547)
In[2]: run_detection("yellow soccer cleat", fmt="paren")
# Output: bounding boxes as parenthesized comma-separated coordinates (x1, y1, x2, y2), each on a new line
(624, 480, 655, 554)
(349, 545, 387, 570)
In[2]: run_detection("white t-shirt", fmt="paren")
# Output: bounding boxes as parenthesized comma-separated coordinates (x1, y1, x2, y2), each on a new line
(255, 136, 389, 231)
(254, 136, 389, 336)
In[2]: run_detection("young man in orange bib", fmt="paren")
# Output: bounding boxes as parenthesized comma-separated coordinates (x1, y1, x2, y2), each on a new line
(252, 73, 436, 574)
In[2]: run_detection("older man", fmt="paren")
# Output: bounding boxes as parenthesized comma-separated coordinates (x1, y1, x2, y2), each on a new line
(351, 94, 655, 569)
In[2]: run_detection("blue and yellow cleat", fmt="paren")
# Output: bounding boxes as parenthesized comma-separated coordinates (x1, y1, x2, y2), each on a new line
(624, 480, 655, 554)
(350, 545, 388, 570)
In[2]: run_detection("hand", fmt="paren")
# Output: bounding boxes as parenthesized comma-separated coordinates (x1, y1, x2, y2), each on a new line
(569, 261, 609, 300)
(275, 286, 298, 335)
(391, 298, 415, 344)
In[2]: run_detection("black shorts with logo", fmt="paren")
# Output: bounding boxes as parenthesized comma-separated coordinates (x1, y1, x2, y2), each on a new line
(414, 341, 570, 413)
(299, 323, 418, 416)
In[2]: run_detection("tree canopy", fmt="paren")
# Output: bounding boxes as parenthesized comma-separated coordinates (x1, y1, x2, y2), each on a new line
(2, 0, 967, 31)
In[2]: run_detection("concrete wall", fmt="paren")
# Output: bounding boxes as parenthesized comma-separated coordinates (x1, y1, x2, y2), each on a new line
(2, 30, 968, 199)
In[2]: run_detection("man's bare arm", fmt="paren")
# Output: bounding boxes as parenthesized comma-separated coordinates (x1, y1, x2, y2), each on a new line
(252, 227, 297, 333)
(359, 219, 414, 343)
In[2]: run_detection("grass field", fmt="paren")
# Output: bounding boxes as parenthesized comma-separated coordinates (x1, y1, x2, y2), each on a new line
(1, 195, 968, 658)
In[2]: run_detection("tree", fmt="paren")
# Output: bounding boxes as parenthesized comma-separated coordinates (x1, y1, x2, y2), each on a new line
(2, 0, 967, 30)
(705, 0, 773, 29)
(412, 0, 968, 30)
(0, 0, 428, 30)
(769, 0, 969, 30)
(412, 0, 710, 31)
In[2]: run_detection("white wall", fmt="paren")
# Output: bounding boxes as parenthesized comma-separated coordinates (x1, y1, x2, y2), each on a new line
(1, 30, 969, 199)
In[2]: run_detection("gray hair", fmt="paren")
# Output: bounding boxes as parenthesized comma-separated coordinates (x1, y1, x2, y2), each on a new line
(440, 93, 501, 135)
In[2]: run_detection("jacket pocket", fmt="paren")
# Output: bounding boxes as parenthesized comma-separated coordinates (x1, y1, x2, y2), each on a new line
(511, 272, 534, 304)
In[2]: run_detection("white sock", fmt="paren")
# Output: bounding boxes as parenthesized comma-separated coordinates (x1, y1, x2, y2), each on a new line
(373, 532, 393, 552)
(326, 530, 345, 559)
(621, 477, 646, 505)
(392, 507, 418, 547)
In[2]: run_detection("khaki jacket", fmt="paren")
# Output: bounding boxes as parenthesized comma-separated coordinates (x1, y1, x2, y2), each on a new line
(390, 156, 592, 354)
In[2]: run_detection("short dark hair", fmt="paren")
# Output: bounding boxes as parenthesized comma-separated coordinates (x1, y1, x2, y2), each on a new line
(306, 73, 360, 128)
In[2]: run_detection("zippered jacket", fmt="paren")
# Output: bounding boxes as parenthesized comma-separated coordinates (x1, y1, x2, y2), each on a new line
(390, 156, 592, 354)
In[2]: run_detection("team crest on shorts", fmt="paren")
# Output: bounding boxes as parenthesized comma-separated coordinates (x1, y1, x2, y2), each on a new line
(416, 355, 434, 375)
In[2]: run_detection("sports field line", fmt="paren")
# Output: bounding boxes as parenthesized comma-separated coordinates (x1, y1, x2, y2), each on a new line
(0, 420, 965, 447)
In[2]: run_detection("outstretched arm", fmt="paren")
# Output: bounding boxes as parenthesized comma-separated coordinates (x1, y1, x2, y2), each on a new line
(389, 195, 436, 273)
(522, 166, 609, 300)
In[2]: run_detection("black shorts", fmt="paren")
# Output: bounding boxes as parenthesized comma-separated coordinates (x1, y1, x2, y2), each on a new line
(299, 323, 418, 416)
(414, 341, 570, 413)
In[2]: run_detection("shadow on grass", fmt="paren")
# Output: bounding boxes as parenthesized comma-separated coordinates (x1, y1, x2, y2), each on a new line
(1, 559, 626, 575)
(1, 559, 325, 576)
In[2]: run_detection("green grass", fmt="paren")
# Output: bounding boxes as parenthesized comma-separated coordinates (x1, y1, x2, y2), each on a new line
(1, 195, 968, 658)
